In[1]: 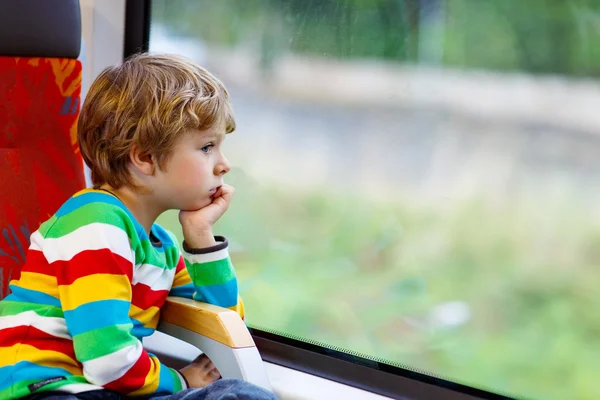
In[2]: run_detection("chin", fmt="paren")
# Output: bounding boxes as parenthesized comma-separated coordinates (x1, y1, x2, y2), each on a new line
(180, 197, 212, 211)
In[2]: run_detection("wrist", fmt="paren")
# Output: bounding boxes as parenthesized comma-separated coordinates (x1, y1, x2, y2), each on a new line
(183, 228, 216, 249)
(176, 369, 190, 390)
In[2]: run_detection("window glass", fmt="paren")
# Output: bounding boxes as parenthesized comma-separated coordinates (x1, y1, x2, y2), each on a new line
(150, 1, 600, 399)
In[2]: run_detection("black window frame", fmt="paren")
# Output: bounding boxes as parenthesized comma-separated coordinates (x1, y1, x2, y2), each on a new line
(124, 1, 518, 399)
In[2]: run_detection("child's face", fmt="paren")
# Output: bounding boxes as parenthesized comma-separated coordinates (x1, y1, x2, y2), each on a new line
(154, 126, 231, 211)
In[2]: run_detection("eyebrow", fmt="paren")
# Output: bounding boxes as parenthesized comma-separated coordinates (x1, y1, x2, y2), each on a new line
(193, 127, 226, 142)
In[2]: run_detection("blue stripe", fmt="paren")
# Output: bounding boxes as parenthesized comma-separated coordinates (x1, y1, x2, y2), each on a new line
(169, 283, 194, 298)
(55, 192, 148, 241)
(147, 239, 166, 254)
(131, 319, 155, 339)
(0, 361, 73, 392)
(6, 285, 61, 308)
(192, 278, 239, 308)
(155, 362, 176, 395)
(152, 224, 176, 248)
(64, 300, 131, 336)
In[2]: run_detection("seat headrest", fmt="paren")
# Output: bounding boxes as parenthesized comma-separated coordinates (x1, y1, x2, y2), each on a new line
(0, 0, 81, 58)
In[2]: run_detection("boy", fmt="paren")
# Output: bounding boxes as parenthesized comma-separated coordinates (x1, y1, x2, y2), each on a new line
(0, 53, 277, 400)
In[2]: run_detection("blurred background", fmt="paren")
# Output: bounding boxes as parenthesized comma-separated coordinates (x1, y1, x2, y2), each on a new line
(150, 1, 600, 399)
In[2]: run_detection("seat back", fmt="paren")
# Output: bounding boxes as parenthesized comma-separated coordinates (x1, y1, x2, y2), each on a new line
(0, 0, 85, 298)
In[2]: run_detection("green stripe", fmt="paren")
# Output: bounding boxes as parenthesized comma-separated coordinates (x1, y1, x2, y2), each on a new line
(43, 203, 134, 240)
(185, 257, 235, 286)
(139, 246, 180, 271)
(140, 241, 168, 268)
(138, 239, 180, 270)
(0, 301, 64, 318)
(73, 323, 137, 361)
(168, 367, 184, 392)
(42, 202, 147, 264)
(164, 246, 181, 269)
(0, 378, 38, 400)
(0, 376, 89, 400)
(41, 375, 88, 391)
(38, 216, 57, 237)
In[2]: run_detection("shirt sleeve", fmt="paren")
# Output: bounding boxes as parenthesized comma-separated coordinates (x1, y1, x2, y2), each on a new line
(47, 219, 185, 396)
(169, 235, 244, 318)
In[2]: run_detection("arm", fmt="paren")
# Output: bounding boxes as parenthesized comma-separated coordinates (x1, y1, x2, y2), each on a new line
(169, 235, 244, 319)
(172, 184, 244, 318)
(48, 221, 187, 396)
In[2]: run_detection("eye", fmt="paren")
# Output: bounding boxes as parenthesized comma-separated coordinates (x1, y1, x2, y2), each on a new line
(200, 143, 214, 153)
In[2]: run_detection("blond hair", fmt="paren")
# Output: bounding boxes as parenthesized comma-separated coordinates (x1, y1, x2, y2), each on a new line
(78, 53, 235, 189)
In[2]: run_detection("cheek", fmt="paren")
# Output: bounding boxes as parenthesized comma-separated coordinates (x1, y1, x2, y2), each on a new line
(171, 158, 210, 185)
(168, 161, 212, 200)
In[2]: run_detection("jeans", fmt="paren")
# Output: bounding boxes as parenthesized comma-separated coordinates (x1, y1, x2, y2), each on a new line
(23, 379, 278, 400)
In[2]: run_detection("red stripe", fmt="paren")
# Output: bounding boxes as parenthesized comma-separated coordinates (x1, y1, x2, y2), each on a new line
(174, 256, 186, 273)
(54, 249, 133, 285)
(20, 249, 55, 275)
(131, 283, 168, 310)
(171, 256, 189, 288)
(0, 325, 76, 360)
(104, 349, 152, 393)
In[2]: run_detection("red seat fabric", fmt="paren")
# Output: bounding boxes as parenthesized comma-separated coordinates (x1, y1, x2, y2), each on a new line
(0, 57, 85, 298)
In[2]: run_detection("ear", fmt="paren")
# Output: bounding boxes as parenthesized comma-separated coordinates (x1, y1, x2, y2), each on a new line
(129, 145, 156, 176)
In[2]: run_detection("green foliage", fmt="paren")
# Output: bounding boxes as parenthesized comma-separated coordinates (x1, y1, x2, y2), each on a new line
(158, 171, 600, 399)
(152, 0, 600, 76)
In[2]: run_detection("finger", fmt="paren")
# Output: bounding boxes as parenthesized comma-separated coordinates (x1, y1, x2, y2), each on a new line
(193, 354, 212, 369)
(205, 360, 217, 371)
(199, 357, 213, 370)
(210, 368, 221, 379)
(219, 184, 235, 204)
(211, 186, 234, 210)
(220, 184, 234, 194)
(212, 186, 223, 199)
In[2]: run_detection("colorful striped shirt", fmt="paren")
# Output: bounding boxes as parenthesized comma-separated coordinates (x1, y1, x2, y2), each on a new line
(0, 189, 244, 399)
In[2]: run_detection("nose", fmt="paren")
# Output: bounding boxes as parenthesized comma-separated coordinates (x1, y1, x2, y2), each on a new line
(215, 153, 231, 176)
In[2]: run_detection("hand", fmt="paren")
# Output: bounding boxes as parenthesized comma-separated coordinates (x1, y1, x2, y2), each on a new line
(179, 354, 221, 389)
(179, 184, 234, 248)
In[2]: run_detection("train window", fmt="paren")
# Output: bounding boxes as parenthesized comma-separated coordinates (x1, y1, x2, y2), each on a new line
(149, 1, 600, 399)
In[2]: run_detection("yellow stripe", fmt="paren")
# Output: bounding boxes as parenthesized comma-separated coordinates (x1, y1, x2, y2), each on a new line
(126, 356, 161, 396)
(0, 344, 80, 375)
(228, 295, 245, 319)
(172, 269, 192, 287)
(59, 274, 131, 311)
(129, 304, 160, 328)
(72, 188, 96, 198)
(73, 188, 119, 199)
(18, 272, 59, 298)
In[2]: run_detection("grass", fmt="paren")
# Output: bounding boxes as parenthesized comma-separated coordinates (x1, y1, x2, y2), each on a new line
(158, 171, 600, 400)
